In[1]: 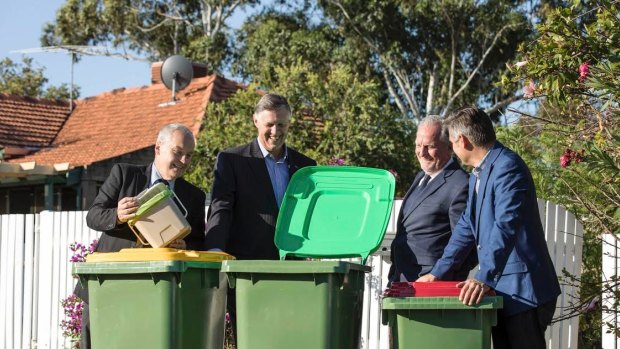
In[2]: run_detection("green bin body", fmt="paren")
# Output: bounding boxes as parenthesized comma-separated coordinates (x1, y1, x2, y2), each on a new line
(222, 260, 371, 349)
(382, 296, 503, 349)
(74, 259, 227, 349)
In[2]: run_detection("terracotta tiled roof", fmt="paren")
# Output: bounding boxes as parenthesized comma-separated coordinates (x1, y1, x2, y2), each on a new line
(0, 94, 71, 148)
(9, 74, 242, 167)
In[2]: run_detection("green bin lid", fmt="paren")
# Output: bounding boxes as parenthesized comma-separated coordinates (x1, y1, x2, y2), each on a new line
(275, 166, 395, 263)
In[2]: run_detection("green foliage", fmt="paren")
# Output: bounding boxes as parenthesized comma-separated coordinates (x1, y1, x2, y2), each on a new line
(316, 0, 533, 119)
(185, 61, 417, 196)
(42, 0, 258, 70)
(0, 57, 77, 100)
(505, 1, 620, 345)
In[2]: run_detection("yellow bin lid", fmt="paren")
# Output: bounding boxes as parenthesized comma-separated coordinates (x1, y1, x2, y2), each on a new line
(86, 248, 235, 263)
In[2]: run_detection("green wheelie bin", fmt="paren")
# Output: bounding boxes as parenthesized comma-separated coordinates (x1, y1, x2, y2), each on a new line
(222, 166, 396, 349)
(382, 282, 503, 349)
(73, 248, 234, 349)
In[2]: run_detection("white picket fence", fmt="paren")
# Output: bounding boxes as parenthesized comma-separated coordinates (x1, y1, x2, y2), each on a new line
(0, 199, 584, 349)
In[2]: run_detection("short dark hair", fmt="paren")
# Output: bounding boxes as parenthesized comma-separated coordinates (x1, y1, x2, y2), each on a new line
(444, 107, 496, 147)
(254, 93, 291, 116)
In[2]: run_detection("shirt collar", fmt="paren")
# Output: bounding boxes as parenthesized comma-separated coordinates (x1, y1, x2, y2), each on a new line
(257, 138, 288, 161)
(150, 164, 175, 190)
(427, 157, 455, 181)
(472, 149, 492, 178)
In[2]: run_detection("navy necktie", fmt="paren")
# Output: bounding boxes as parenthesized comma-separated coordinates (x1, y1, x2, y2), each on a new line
(153, 178, 169, 188)
(402, 174, 431, 218)
(416, 175, 431, 194)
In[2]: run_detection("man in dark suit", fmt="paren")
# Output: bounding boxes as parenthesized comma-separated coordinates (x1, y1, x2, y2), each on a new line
(418, 107, 561, 349)
(204, 93, 316, 259)
(204, 94, 315, 342)
(388, 115, 476, 283)
(77, 123, 206, 349)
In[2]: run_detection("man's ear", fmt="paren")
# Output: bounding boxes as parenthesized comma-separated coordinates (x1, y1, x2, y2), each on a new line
(253, 113, 258, 126)
(461, 135, 474, 150)
(154, 142, 161, 155)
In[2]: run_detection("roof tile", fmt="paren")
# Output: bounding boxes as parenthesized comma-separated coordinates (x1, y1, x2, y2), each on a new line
(9, 74, 242, 167)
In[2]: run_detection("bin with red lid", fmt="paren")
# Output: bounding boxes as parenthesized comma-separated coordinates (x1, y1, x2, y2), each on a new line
(382, 281, 503, 349)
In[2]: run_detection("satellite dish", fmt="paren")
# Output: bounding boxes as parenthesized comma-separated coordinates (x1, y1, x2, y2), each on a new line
(160, 55, 193, 105)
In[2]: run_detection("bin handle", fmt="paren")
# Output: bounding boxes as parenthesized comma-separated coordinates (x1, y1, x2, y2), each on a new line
(171, 191, 188, 217)
(128, 222, 150, 246)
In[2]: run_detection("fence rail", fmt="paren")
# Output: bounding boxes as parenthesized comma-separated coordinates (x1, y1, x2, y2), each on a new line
(0, 199, 584, 349)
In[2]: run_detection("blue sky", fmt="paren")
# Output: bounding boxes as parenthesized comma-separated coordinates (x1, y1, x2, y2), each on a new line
(1, 0, 252, 98)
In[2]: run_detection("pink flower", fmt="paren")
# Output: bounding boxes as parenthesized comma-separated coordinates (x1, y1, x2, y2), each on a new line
(560, 154, 570, 168)
(578, 62, 590, 82)
(388, 169, 399, 179)
(328, 156, 346, 166)
(560, 148, 585, 168)
(523, 80, 536, 99)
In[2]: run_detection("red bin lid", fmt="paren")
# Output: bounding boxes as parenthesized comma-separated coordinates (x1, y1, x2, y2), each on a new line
(384, 281, 495, 297)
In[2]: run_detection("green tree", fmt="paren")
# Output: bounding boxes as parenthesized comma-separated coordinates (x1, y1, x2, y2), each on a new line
(317, 0, 534, 120)
(186, 60, 417, 196)
(502, 1, 620, 346)
(0, 57, 77, 100)
(42, 0, 258, 71)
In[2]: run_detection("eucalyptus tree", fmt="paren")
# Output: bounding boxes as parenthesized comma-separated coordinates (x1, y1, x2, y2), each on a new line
(41, 0, 258, 71)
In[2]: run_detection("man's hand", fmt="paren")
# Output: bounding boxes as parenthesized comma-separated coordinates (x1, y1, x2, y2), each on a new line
(116, 196, 139, 224)
(168, 239, 187, 249)
(416, 273, 438, 282)
(457, 279, 490, 306)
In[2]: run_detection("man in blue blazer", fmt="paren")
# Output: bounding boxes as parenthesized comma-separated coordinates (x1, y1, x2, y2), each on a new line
(389, 115, 476, 282)
(418, 107, 560, 348)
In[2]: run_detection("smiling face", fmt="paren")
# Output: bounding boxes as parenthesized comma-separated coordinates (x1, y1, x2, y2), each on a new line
(415, 122, 452, 175)
(253, 108, 290, 159)
(154, 129, 195, 180)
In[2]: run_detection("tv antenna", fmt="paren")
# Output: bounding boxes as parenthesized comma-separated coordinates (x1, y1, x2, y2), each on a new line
(159, 55, 194, 107)
(11, 45, 149, 111)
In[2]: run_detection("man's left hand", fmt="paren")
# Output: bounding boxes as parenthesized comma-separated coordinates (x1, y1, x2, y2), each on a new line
(457, 279, 490, 306)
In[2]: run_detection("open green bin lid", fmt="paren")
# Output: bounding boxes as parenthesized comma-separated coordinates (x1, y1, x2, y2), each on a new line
(275, 166, 395, 263)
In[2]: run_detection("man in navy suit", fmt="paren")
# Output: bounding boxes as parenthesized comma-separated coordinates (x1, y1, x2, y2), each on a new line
(418, 107, 560, 349)
(388, 115, 476, 283)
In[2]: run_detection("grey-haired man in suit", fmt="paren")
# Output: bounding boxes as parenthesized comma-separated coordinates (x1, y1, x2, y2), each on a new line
(388, 115, 477, 283)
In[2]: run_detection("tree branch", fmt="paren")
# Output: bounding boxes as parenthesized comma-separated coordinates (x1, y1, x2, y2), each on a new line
(442, 23, 519, 115)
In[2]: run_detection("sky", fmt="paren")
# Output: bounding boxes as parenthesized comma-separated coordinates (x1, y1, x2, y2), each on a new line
(0, 0, 253, 99)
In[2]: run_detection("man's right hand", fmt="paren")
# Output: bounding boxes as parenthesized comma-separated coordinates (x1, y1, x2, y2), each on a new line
(116, 196, 139, 224)
(416, 273, 438, 282)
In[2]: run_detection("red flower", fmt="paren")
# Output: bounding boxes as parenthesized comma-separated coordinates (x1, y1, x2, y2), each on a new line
(560, 148, 585, 168)
(578, 62, 590, 82)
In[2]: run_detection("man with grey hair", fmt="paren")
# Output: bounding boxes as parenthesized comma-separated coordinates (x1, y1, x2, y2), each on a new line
(388, 115, 477, 283)
(417, 107, 560, 349)
(76, 123, 206, 349)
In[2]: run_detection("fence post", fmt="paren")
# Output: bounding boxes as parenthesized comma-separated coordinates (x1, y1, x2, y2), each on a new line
(602, 233, 619, 349)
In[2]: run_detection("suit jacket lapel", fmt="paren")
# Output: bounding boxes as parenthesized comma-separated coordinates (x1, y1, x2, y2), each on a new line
(400, 172, 424, 223)
(473, 143, 504, 241)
